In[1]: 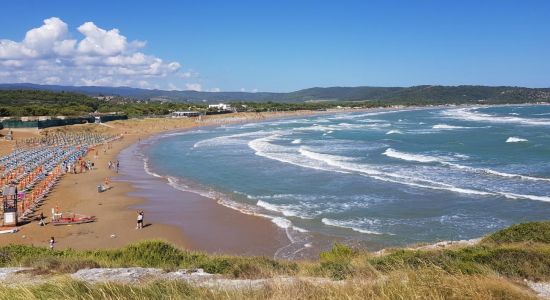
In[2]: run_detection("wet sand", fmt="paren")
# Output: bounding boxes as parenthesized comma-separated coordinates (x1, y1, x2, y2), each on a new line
(118, 141, 288, 256)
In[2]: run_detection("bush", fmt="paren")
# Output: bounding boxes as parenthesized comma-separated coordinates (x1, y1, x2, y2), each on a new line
(482, 221, 550, 245)
(319, 243, 357, 279)
(369, 244, 550, 281)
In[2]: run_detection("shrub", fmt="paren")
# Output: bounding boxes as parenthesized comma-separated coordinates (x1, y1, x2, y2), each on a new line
(482, 221, 550, 245)
(319, 243, 356, 279)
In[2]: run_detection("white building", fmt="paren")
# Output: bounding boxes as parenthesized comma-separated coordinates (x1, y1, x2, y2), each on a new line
(208, 103, 232, 111)
(171, 111, 201, 118)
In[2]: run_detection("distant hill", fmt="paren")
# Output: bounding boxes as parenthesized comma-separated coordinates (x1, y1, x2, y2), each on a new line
(0, 83, 549, 104)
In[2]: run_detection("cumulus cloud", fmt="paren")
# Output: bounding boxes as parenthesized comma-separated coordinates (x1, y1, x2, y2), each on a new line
(0, 17, 196, 90)
(185, 83, 202, 91)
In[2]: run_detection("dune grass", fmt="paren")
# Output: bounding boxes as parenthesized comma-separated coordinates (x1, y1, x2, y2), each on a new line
(0, 221, 548, 298)
(0, 240, 299, 278)
(481, 221, 550, 245)
(0, 268, 539, 300)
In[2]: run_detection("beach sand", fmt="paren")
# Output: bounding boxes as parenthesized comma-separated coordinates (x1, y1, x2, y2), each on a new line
(0, 110, 343, 256)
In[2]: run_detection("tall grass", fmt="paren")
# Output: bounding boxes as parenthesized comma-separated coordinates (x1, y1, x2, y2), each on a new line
(0, 240, 298, 278)
(0, 269, 538, 300)
(481, 221, 550, 245)
(0, 221, 548, 298)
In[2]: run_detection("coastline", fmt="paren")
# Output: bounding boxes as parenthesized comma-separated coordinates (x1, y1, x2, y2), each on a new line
(3, 103, 545, 256)
(0, 110, 362, 254)
(117, 140, 290, 256)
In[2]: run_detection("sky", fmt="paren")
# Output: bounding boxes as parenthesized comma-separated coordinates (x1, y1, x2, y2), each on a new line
(0, 0, 549, 92)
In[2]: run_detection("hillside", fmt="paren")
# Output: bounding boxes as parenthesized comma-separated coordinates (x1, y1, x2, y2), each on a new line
(0, 221, 548, 299)
(1, 83, 549, 104)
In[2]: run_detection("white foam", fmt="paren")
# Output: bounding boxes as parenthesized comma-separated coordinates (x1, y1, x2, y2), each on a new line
(256, 200, 312, 218)
(384, 148, 550, 183)
(164, 176, 316, 237)
(291, 139, 302, 144)
(293, 226, 309, 233)
(266, 216, 309, 233)
(386, 129, 402, 135)
(383, 148, 443, 163)
(300, 148, 492, 196)
(506, 137, 528, 143)
(502, 193, 550, 202)
(327, 110, 404, 121)
(271, 217, 292, 229)
(251, 139, 550, 201)
(256, 199, 280, 212)
(143, 158, 163, 178)
(442, 107, 550, 126)
(161, 130, 206, 137)
(193, 131, 268, 148)
(248, 135, 349, 174)
(321, 218, 385, 235)
(432, 124, 470, 130)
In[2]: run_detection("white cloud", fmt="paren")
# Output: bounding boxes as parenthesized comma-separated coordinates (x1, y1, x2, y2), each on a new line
(77, 21, 128, 56)
(0, 17, 196, 90)
(185, 83, 202, 91)
(209, 87, 221, 92)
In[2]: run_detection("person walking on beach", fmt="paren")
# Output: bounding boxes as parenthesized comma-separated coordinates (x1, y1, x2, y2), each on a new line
(136, 210, 144, 229)
(49, 237, 55, 250)
(39, 212, 46, 226)
(116, 160, 120, 173)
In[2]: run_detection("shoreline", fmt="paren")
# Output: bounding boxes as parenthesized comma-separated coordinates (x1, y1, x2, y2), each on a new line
(117, 139, 290, 257)
(114, 103, 550, 258)
(0, 110, 365, 255)
(2, 103, 547, 256)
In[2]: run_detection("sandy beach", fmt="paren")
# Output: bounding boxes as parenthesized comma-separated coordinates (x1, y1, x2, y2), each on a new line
(0, 110, 354, 255)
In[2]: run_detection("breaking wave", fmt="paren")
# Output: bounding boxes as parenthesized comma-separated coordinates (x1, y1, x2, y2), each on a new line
(506, 137, 528, 143)
(321, 218, 386, 235)
(442, 107, 550, 126)
(383, 148, 550, 183)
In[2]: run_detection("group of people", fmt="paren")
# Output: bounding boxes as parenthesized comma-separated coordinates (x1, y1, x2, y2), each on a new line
(64, 158, 95, 174)
(107, 160, 120, 173)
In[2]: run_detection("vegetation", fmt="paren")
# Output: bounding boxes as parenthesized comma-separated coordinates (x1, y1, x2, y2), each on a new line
(481, 221, 550, 245)
(0, 221, 548, 298)
(2, 83, 550, 104)
(0, 240, 298, 279)
(0, 90, 207, 117)
(1, 84, 550, 118)
(0, 270, 538, 300)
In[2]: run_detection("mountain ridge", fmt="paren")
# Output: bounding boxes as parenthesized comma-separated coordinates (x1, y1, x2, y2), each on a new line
(0, 83, 549, 104)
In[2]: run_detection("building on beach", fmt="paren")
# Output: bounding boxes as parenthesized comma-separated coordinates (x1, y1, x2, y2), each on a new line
(1, 113, 127, 129)
(171, 111, 201, 118)
(208, 103, 233, 111)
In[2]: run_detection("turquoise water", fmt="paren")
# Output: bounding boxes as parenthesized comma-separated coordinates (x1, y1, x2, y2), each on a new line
(144, 105, 550, 254)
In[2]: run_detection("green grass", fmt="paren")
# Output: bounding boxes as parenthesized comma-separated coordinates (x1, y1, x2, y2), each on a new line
(0, 221, 548, 298)
(0, 240, 299, 279)
(368, 221, 550, 281)
(481, 221, 550, 245)
(369, 244, 550, 281)
(0, 269, 539, 300)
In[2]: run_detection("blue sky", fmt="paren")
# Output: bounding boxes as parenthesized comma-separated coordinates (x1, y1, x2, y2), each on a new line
(0, 0, 549, 91)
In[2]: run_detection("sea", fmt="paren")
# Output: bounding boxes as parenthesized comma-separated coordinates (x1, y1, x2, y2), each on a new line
(137, 104, 550, 258)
